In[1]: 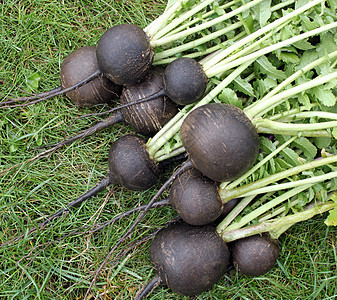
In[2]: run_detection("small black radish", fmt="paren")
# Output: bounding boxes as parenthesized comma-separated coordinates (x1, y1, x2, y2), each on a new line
(60, 46, 122, 107)
(180, 103, 260, 182)
(169, 168, 223, 226)
(119, 67, 178, 136)
(96, 23, 154, 86)
(138, 222, 230, 298)
(230, 234, 280, 276)
(41, 68, 178, 151)
(1, 46, 122, 108)
(127, 57, 208, 106)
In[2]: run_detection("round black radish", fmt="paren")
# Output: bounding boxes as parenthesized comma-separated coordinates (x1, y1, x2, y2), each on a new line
(230, 234, 280, 276)
(169, 168, 223, 226)
(108, 134, 159, 191)
(96, 24, 154, 86)
(180, 103, 260, 182)
(150, 222, 230, 296)
(60, 46, 122, 107)
(164, 57, 208, 105)
(120, 67, 178, 136)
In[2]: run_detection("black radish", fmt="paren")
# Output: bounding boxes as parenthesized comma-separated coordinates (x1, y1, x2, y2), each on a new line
(169, 168, 223, 226)
(96, 24, 154, 86)
(1, 46, 122, 108)
(138, 221, 230, 298)
(42, 68, 178, 151)
(230, 234, 280, 276)
(130, 57, 208, 105)
(180, 103, 260, 182)
(60, 46, 122, 107)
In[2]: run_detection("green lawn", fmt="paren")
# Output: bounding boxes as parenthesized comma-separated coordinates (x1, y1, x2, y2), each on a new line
(1, 1, 336, 299)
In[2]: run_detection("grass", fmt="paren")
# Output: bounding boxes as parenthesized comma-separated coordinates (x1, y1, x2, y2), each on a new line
(0, 0, 336, 299)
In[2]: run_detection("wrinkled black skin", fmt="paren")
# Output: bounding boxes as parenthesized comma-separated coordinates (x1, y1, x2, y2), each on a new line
(120, 68, 178, 136)
(230, 234, 280, 276)
(108, 134, 159, 191)
(150, 222, 230, 296)
(164, 57, 208, 105)
(180, 103, 260, 182)
(169, 168, 223, 226)
(60, 46, 122, 107)
(96, 24, 154, 86)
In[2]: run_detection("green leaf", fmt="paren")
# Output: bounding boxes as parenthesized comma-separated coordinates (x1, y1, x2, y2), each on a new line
(278, 52, 300, 64)
(297, 93, 311, 110)
(293, 137, 317, 159)
(280, 147, 301, 166)
(218, 88, 242, 109)
(313, 87, 337, 107)
(316, 32, 337, 57)
(300, 14, 319, 31)
(26, 72, 41, 91)
(324, 193, 337, 226)
(233, 76, 255, 97)
(293, 40, 315, 51)
(332, 127, 337, 139)
(313, 137, 331, 149)
(260, 136, 276, 154)
(251, 0, 271, 27)
(325, 207, 337, 226)
(256, 56, 286, 80)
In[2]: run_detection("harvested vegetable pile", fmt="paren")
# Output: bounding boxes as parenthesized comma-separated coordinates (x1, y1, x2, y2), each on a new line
(1, 0, 337, 299)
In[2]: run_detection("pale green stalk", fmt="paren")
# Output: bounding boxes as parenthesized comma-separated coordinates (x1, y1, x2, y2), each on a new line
(219, 201, 334, 241)
(239, 171, 337, 197)
(162, 0, 243, 37)
(150, 0, 266, 48)
(245, 71, 337, 119)
(254, 119, 337, 136)
(155, 146, 186, 161)
(151, 0, 215, 40)
(256, 128, 331, 138)
(258, 199, 299, 222)
(215, 195, 257, 232)
(246, 50, 337, 113)
(202, 0, 324, 71)
(153, 21, 244, 61)
(144, 0, 187, 38)
(218, 184, 312, 233)
(206, 21, 337, 77)
(219, 154, 337, 202)
(270, 110, 337, 122)
(155, 30, 246, 65)
(201, 23, 287, 76)
(153, 0, 293, 63)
